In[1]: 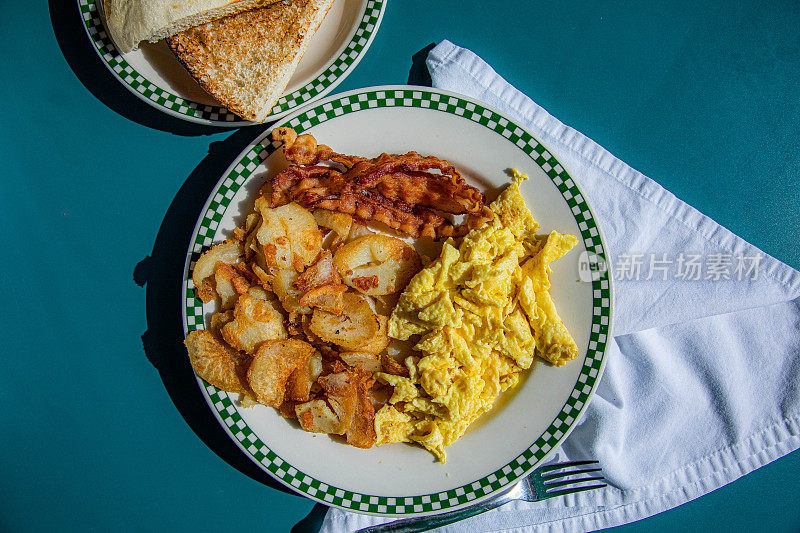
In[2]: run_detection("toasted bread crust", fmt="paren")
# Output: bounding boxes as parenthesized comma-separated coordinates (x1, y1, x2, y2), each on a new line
(104, 0, 282, 53)
(167, 0, 335, 122)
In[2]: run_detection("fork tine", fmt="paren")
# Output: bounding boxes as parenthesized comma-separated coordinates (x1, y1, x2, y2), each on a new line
(535, 460, 600, 474)
(546, 483, 607, 497)
(543, 476, 605, 489)
(541, 467, 603, 480)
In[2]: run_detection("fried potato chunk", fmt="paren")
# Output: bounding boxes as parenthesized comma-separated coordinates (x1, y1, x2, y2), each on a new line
(286, 350, 323, 402)
(249, 260, 273, 287)
(359, 314, 390, 354)
(222, 294, 288, 353)
(278, 400, 299, 419)
(299, 312, 323, 345)
(185, 330, 249, 393)
(313, 209, 353, 239)
(339, 351, 381, 372)
(255, 198, 322, 271)
(288, 251, 347, 313)
(248, 339, 316, 407)
(296, 399, 342, 434)
(295, 251, 340, 292)
(214, 262, 248, 310)
(209, 310, 234, 336)
(270, 267, 307, 314)
(235, 212, 262, 242)
(333, 235, 421, 296)
(347, 369, 377, 448)
(188, 186, 416, 452)
(192, 240, 243, 303)
(380, 353, 409, 377)
(317, 371, 357, 434)
(246, 285, 275, 301)
(309, 293, 381, 350)
(347, 222, 374, 241)
(299, 283, 347, 314)
(372, 292, 401, 316)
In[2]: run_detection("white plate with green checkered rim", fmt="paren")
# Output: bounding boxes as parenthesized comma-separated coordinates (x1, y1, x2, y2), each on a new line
(181, 86, 613, 516)
(77, 0, 386, 125)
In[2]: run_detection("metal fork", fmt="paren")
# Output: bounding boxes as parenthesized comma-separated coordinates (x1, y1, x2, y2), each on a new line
(356, 461, 605, 533)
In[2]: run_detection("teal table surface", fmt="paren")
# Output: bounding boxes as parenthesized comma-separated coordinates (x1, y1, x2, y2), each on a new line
(3, 1, 799, 531)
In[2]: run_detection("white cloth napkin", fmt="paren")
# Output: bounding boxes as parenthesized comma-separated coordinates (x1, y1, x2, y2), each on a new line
(321, 40, 800, 532)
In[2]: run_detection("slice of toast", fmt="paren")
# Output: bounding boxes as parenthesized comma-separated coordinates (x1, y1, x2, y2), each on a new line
(167, 0, 335, 122)
(103, 0, 282, 53)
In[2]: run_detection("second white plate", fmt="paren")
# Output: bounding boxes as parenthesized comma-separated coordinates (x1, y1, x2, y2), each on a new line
(77, 0, 386, 125)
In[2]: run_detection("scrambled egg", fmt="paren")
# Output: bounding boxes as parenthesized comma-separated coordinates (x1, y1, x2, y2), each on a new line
(377, 170, 579, 462)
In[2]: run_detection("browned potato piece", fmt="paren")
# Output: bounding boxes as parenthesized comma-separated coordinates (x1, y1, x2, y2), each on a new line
(299, 284, 347, 314)
(295, 251, 340, 293)
(316, 343, 340, 362)
(309, 368, 376, 447)
(333, 235, 421, 296)
(250, 262, 273, 288)
(239, 393, 260, 408)
(184, 330, 249, 394)
(221, 294, 287, 353)
(246, 285, 275, 301)
(248, 339, 315, 407)
(299, 313, 323, 345)
(286, 350, 323, 402)
(209, 310, 234, 336)
(278, 400, 299, 419)
(243, 212, 261, 234)
(255, 198, 321, 271)
(286, 309, 305, 336)
(339, 352, 381, 372)
(347, 369, 377, 448)
(214, 262, 244, 310)
(328, 235, 346, 256)
(246, 225, 265, 269)
(296, 399, 342, 434)
(309, 293, 380, 350)
(317, 372, 357, 434)
(234, 212, 262, 242)
(192, 240, 243, 302)
(360, 314, 390, 354)
(381, 353, 409, 377)
(270, 268, 307, 314)
(313, 209, 353, 238)
(347, 222, 374, 241)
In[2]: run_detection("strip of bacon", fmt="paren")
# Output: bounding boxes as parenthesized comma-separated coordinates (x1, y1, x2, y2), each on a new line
(269, 128, 492, 239)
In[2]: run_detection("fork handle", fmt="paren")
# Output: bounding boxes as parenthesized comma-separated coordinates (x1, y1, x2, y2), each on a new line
(358, 499, 506, 533)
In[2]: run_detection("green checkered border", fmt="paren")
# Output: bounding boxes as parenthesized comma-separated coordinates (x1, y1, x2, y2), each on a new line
(77, 0, 386, 123)
(184, 144, 277, 328)
(182, 88, 611, 515)
(271, 0, 385, 115)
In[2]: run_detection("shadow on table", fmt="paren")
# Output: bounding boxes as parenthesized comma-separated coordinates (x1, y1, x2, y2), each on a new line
(49, 0, 230, 135)
(133, 126, 332, 532)
(133, 127, 288, 489)
(292, 503, 330, 533)
(408, 43, 436, 87)
(130, 40, 439, 533)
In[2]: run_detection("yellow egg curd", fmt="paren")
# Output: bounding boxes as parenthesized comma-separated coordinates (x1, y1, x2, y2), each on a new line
(376, 170, 580, 462)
